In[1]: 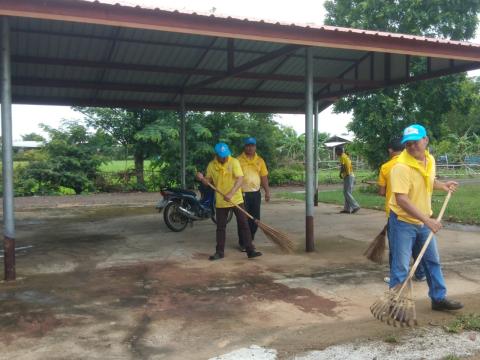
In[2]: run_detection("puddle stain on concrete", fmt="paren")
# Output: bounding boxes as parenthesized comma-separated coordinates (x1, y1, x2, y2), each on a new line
(0, 260, 338, 345)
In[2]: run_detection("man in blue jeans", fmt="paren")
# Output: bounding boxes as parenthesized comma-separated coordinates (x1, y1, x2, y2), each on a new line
(388, 124, 463, 311)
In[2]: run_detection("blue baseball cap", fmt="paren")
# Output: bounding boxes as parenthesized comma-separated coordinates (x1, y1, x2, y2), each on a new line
(401, 124, 427, 144)
(244, 137, 256, 145)
(214, 142, 231, 157)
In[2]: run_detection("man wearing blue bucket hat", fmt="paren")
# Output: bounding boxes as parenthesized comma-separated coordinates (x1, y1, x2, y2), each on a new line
(388, 124, 463, 312)
(237, 137, 270, 251)
(197, 142, 262, 261)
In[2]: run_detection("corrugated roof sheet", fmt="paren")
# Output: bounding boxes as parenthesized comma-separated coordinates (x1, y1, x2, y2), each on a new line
(2, 0, 480, 113)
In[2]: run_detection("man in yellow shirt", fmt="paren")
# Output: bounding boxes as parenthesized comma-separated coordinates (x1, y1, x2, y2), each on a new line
(237, 137, 270, 250)
(378, 137, 424, 283)
(335, 147, 360, 214)
(389, 124, 462, 312)
(197, 142, 262, 261)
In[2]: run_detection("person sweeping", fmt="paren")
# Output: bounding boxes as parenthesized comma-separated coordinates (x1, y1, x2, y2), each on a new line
(196, 142, 262, 261)
(387, 124, 462, 312)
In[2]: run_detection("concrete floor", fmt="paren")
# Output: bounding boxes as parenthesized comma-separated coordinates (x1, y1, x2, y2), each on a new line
(1, 191, 480, 359)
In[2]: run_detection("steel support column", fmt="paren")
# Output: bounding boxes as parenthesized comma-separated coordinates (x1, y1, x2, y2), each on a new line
(1, 17, 15, 280)
(305, 47, 314, 252)
(180, 95, 186, 188)
(313, 100, 319, 207)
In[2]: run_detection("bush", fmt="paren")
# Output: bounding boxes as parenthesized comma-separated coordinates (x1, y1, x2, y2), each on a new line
(269, 167, 304, 186)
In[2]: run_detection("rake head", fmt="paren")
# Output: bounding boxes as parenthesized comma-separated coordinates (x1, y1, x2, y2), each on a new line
(370, 282, 418, 327)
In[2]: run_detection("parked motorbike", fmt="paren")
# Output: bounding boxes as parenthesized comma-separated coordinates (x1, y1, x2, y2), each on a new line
(156, 183, 233, 232)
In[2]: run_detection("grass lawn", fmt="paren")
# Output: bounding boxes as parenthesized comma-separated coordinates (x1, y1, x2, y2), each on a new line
(277, 183, 480, 225)
(99, 160, 152, 172)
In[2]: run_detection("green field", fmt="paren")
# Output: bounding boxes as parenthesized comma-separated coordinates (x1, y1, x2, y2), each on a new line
(277, 183, 480, 225)
(99, 160, 153, 172)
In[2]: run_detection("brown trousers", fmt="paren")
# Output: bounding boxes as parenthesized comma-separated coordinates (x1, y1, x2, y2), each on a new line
(215, 204, 254, 255)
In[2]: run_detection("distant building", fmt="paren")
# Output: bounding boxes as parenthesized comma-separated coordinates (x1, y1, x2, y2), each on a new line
(12, 141, 43, 152)
(324, 134, 353, 159)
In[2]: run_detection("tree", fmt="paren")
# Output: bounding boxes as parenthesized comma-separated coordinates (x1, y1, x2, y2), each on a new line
(21, 133, 45, 142)
(76, 108, 168, 189)
(17, 122, 106, 195)
(137, 111, 285, 187)
(324, 0, 480, 169)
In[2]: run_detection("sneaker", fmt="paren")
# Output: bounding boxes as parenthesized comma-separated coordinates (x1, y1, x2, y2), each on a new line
(247, 251, 262, 259)
(339, 210, 350, 214)
(209, 253, 224, 261)
(238, 245, 246, 252)
(352, 207, 360, 214)
(383, 276, 390, 284)
(413, 275, 426, 282)
(431, 298, 464, 311)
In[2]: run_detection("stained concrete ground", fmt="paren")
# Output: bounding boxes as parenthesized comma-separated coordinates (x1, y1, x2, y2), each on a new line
(1, 187, 480, 360)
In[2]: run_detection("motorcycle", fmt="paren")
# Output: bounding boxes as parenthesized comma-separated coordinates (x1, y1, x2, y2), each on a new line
(156, 183, 233, 232)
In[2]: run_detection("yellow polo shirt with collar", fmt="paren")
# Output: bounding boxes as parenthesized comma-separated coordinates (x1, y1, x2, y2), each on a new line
(237, 152, 268, 192)
(339, 153, 353, 178)
(389, 150, 435, 225)
(377, 155, 399, 217)
(206, 156, 244, 208)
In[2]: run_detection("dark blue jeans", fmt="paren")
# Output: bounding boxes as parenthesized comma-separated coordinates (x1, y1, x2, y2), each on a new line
(388, 211, 447, 301)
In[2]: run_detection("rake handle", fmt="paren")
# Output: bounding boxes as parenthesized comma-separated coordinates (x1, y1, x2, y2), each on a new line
(396, 190, 452, 297)
(203, 180, 255, 221)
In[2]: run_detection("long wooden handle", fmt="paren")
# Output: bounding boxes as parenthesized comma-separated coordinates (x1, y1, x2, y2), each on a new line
(203, 180, 255, 220)
(396, 190, 452, 296)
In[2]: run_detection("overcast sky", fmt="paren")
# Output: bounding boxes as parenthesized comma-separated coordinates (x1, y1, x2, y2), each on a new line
(4, 0, 480, 140)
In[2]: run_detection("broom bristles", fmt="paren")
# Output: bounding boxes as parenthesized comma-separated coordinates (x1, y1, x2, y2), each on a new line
(256, 220, 295, 253)
(363, 224, 387, 264)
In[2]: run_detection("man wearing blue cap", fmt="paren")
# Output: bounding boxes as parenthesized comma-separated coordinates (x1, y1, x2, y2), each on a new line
(197, 142, 262, 261)
(237, 137, 270, 250)
(388, 124, 463, 311)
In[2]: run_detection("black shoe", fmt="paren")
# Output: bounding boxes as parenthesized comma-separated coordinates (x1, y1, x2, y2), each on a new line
(209, 253, 224, 261)
(339, 210, 350, 214)
(432, 298, 464, 311)
(413, 275, 426, 282)
(247, 251, 262, 259)
(352, 207, 360, 214)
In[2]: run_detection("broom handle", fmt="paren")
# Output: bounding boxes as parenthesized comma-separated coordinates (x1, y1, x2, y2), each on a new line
(396, 190, 452, 296)
(203, 180, 255, 221)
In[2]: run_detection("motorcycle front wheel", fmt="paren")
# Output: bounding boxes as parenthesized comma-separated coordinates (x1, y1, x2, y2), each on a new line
(163, 201, 189, 232)
(211, 208, 234, 225)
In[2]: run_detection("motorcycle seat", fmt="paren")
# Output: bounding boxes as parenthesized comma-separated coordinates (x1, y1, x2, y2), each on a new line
(165, 188, 197, 197)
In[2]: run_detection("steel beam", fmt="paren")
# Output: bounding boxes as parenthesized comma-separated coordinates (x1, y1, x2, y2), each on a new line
(186, 44, 301, 91)
(12, 95, 305, 114)
(314, 100, 319, 207)
(305, 47, 314, 252)
(180, 95, 186, 188)
(12, 55, 381, 86)
(1, 17, 15, 281)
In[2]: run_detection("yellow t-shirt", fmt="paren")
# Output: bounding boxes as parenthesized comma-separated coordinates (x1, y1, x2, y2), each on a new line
(206, 156, 244, 208)
(389, 153, 436, 225)
(339, 153, 353, 178)
(237, 152, 268, 192)
(377, 155, 399, 217)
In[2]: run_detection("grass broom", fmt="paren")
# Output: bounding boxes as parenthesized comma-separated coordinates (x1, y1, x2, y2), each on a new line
(370, 190, 452, 327)
(363, 224, 387, 264)
(202, 178, 295, 253)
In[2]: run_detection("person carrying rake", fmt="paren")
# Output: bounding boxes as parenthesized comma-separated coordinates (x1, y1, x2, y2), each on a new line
(388, 124, 463, 312)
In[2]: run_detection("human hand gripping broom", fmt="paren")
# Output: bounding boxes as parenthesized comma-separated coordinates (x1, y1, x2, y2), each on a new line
(370, 190, 452, 327)
(196, 173, 295, 253)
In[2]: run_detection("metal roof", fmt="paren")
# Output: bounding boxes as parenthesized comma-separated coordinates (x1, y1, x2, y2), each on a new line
(2, 0, 480, 113)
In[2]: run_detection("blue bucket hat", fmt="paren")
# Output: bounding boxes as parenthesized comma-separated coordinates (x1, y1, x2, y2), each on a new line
(214, 142, 231, 158)
(401, 124, 427, 144)
(244, 137, 256, 145)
